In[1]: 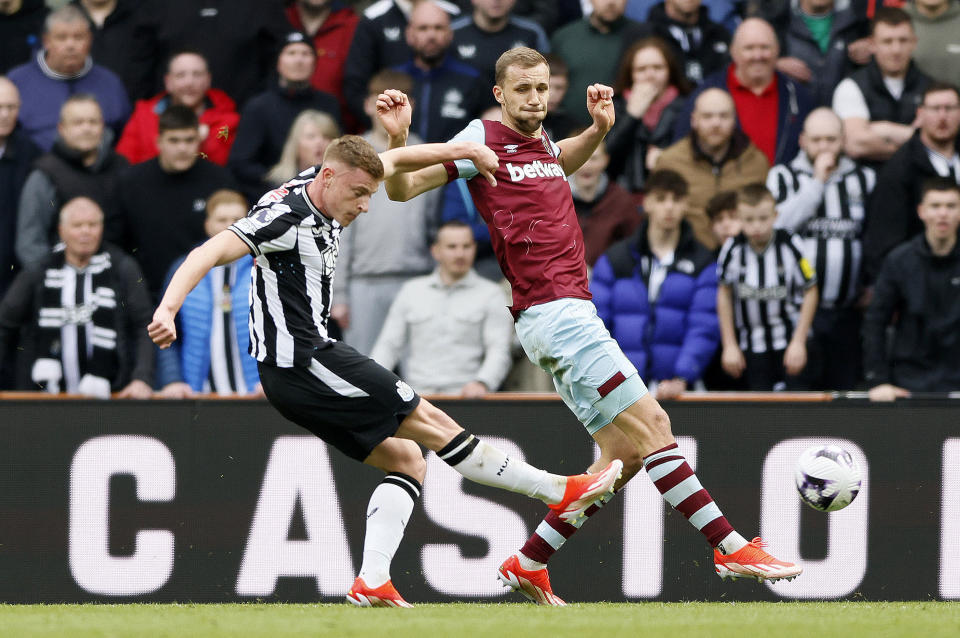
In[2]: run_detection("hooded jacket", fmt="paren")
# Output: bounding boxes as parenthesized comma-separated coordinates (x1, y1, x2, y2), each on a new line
(591, 219, 720, 383)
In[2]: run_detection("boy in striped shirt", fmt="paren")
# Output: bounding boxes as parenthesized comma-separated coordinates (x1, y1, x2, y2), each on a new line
(717, 184, 819, 391)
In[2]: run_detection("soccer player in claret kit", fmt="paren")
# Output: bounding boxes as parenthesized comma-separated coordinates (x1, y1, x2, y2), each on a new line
(380, 47, 803, 605)
(148, 134, 623, 608)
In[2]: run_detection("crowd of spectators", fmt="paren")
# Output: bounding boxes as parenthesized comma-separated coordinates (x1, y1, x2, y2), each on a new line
(1, 0, 958, 402)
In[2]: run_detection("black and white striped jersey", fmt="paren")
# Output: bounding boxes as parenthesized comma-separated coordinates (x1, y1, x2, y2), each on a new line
(718, 229, 817, 354)
(229, 167, 342, 368)
(768, 154, 874, 309)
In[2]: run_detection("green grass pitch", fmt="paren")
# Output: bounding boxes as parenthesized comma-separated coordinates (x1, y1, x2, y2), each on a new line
(1, 602, 958, 638)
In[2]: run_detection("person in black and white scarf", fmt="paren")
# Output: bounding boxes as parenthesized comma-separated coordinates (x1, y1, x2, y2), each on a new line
(0, 196, 154, 397)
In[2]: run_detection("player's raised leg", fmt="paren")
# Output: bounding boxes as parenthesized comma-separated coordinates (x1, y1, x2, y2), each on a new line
(397, 399, 623, 522)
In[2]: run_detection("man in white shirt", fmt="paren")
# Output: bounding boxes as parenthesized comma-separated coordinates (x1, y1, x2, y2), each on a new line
(831, 6, 930, 162)
(371, 220, 513, 396)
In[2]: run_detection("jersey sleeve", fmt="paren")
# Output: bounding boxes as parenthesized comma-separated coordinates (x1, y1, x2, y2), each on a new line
(446, 119, 486, 180)
(229, 201, 301, 257)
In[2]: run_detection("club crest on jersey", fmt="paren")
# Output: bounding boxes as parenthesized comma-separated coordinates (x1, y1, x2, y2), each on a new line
(396, 380, 415, 402)
(457, 44, 476, 58)
(384, 26, 401, 41)
(505, 160, 566, 182)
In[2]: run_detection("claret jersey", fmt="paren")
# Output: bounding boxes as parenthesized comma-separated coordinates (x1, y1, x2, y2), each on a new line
(445, 119, 591, 317)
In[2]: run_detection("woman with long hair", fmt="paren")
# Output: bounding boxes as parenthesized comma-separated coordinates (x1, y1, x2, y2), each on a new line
(606, 37, 692, 195)
(265, 110, 341, 186)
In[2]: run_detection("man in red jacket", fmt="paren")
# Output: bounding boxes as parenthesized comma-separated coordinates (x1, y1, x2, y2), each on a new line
(116, 50, 239, 165)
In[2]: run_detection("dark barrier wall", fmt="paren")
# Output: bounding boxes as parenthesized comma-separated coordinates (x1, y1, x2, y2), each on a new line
(1, 398, 959, 603)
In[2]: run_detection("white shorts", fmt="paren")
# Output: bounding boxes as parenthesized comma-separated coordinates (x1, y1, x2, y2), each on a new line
(515, 298, 647, 434)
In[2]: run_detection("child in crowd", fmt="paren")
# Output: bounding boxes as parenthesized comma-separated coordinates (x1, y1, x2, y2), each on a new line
(706, 190, 741, 251)
(716, 184, 819, 391)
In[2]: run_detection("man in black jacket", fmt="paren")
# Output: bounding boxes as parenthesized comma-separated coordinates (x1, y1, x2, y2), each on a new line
(863, 82, 960, 283)
(342, 0, 460, 130)
(831, 7, 929, 163)
(228, 31, 342, 202)
(0, 76, 39, 299)
(106, 105, 234, 301)
(863, 177, 960, 400)
(646, 0, 730, 86)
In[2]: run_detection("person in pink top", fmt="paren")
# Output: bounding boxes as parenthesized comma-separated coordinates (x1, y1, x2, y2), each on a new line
(379, 46, 802, 605)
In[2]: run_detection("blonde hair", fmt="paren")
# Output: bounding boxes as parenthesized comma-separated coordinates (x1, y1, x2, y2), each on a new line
(205, 189, 247, 218)
(495, 47, 548, 87)
(266, 110, 341, 185)
(323, 135, 384, 180)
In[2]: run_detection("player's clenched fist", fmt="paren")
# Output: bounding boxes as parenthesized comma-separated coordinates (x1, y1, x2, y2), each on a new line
(148, 307, 177, 348)
(586, 83, 615, 132)
(376, 89, 412, 139)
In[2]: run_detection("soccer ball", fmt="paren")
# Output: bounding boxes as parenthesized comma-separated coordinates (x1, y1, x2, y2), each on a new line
(794, 445, 862, 512)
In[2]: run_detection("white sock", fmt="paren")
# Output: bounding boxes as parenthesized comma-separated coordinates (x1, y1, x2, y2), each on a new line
(357, 473, 420, 588)
(437, 432, 565, 503)
(717, 531, 749, 555)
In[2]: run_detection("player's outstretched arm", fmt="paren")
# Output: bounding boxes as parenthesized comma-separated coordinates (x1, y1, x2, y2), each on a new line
(148, 230, 250, 348)
(375, 89, 498, 201)
(556, 83, 616, 176)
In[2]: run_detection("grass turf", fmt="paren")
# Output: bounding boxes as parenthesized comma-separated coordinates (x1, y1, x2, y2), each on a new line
(0, 602, 957, 638)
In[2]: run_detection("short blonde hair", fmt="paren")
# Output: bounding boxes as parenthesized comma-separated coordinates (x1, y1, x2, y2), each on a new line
(495, 47, 548, 87)
(323, 135, 384, 180)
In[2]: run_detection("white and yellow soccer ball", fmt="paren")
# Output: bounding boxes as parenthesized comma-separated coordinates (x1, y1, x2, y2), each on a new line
(795, 444, 862, 512)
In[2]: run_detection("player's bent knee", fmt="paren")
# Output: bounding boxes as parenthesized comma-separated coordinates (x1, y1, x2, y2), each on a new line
(649, 408, 672, 437)
(397, 399, 465, 452)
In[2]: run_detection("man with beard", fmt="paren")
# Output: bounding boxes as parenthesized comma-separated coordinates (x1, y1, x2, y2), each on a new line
(391, 0, 485, 142)
(381, 46, 801, 605)
(656, 87, 770, 249)
(863, 82, 960, 283)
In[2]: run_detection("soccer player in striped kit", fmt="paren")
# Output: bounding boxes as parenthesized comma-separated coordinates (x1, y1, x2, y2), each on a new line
(380, 46, 802, 605)
(148, 133, 623, 607)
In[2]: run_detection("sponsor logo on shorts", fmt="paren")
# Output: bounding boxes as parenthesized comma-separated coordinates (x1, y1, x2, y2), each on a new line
(396, 381, 415, 402)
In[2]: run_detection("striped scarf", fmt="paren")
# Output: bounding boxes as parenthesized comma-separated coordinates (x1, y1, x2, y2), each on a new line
(34, 251, 119, 397)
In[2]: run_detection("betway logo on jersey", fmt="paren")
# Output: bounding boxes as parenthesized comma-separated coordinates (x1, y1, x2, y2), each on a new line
(506, 161, 567, 182)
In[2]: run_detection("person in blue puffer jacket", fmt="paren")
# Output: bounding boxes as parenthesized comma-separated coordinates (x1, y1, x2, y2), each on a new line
(155, 189, 260, 397)
(591, 169, 720, 399)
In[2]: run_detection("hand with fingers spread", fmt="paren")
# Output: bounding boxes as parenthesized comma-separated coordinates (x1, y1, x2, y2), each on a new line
(586, 83, 615, 133)
(376, 89, 412, 139)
